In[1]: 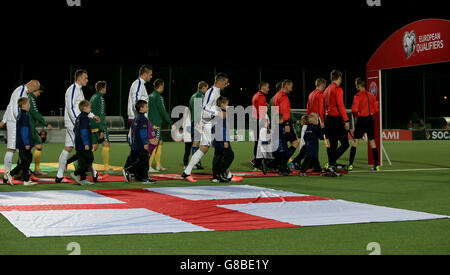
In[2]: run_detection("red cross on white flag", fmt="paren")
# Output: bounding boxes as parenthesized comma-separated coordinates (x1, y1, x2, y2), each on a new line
(0, 185, 447, 237)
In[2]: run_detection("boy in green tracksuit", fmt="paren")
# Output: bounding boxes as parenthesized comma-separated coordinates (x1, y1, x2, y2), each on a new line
(28, 85, 52, 175)
(147, 79, 174, 172)
(90, 81, 110, 171)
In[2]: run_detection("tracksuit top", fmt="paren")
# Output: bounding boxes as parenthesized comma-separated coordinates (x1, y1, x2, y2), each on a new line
(131, 112, 149, 151)
(74, 112, 93, 151)
(15, 109, 33, 150)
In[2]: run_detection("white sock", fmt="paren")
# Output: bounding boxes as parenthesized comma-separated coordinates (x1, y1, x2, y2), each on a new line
(3, 151, 14, 177)
(226, 169, 232, 179)
(57, 150, 70, 178)
(91, 165, 97, 176)
(184, 150, 204, 175)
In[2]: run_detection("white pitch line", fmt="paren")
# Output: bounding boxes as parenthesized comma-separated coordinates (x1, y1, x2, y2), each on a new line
(349, 167, 450, 173)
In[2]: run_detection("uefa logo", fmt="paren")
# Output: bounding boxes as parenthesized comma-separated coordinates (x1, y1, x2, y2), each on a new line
(369, 81, 378, 97)
(403, 30, 416, 59)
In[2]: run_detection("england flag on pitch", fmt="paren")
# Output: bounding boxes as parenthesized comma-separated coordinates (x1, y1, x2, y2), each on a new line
(0, 185, 448, 237)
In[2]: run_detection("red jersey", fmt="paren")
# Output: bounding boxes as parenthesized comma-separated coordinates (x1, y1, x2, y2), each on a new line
(306, 89, 325, 123)
(272, 90, 291, 122)
(251, 91, 267, 119)
(351, 90, 379, 118)
(324, 82, 349, 122)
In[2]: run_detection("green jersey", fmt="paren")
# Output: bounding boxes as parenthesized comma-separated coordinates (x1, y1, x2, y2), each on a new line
(89, 91, 107, 132)
(189, 90, 204, 124)
(27, 93, 48, 130)
(148, 90, 173, 128)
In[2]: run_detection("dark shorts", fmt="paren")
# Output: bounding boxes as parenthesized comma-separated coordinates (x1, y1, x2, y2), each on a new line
(92, 129, 110, 144)
(325, 116, 348, 141)
(284, 121, 298, 143)
(32, 131, 42, 145)
(354, 116, 375, 140)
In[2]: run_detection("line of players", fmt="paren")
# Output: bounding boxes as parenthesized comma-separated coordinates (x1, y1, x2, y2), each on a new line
(1, 66, 378, 186)
(248, 69, 380, 179)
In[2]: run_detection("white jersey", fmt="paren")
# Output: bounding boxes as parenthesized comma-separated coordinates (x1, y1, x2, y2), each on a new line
(127, 78, 148, 120)
(2, 85, 28, 123)
(201, 86, 221, 122)
(64, 83, 94, 128)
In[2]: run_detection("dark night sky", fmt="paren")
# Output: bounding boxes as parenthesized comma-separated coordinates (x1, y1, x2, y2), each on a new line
(3, 0, 449, 72)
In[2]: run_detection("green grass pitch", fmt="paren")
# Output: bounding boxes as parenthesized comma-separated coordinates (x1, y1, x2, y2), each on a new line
(0, 140, 449, 255)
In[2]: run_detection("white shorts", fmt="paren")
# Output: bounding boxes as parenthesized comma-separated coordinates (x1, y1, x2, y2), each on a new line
(65, 127, 75, 147)
(200, 122, 213, 146)
(6, 121, 17, 150)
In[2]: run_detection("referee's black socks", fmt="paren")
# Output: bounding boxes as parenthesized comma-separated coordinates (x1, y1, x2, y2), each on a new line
(372, 148, 379, 167)
(349, 146, 357, 165)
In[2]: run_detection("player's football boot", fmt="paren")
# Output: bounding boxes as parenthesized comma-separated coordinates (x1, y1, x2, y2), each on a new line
(347, 165, 354, 171)
(372, 165, 380, 171)
(230, 175, 243, 182)
(181, 172, 197, 183)
(122, 169, 131, 183)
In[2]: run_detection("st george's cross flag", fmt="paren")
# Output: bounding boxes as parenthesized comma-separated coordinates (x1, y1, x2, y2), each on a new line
(0, 185, 448, 237)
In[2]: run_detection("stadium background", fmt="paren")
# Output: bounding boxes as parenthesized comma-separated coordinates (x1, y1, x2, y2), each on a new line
(2, 63, 449, 131)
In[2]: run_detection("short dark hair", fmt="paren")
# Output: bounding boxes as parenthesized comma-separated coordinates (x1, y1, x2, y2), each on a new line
(217, 96, 229, 107)
(79, 100, 91, 111)
(214, 72, 229, 83)
(258, 81, 269, 90)
(135, 100, 148, 112)
(355, 77, 366, 88)
(330, 70, 343, 81)
(74, 69, 88, 81)
(95, 81, 107, 92)
(153, 79, 164, 90)
(281, 79, 293, 89)
(139, 65, 153, 76)
(17, 97, 29, 108)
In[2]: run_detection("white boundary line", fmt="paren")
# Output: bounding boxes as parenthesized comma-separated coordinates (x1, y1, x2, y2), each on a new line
(349, 167, 450, 173)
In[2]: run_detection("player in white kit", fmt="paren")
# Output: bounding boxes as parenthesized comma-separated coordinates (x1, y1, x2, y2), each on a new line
(55, 70, 100, 182)
(181, 73, 242, 182)
(1, 80, 41, 183)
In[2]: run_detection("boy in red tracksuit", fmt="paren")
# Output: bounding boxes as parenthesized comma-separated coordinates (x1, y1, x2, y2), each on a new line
(348, 78, 380, 171)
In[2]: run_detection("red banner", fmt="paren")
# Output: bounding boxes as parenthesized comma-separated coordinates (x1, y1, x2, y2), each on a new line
(382, 130, 412, 141)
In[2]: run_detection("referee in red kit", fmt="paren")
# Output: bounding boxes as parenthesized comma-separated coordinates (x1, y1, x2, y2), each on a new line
(348, 77, 380, 171)
(307, 77, 327, 126)
(251, 81, 269, 170)
(273, 79, 298, 160)
(324, 70, 350, 170)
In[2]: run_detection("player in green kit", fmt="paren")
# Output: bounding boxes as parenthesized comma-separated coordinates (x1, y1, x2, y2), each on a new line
(147, 79, 175, 172)
(28, 85, 52, 175)
(90, 81, 110, 171)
